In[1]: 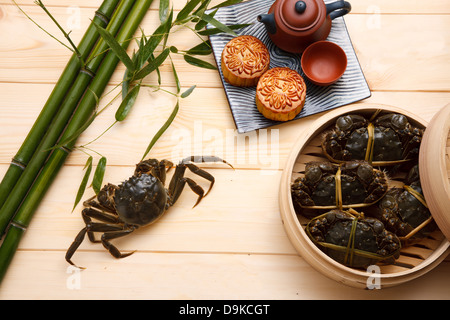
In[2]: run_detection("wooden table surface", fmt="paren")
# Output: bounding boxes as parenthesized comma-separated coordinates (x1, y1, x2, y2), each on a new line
(0, 0, 449, 299)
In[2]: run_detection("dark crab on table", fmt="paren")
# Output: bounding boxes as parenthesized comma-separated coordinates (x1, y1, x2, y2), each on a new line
(306, 209, 401, 268)
(321, 113, 424, 165)
(371, 165, 436, 243)
(66, 156, 231, 268)
(291, 160, 388, 212)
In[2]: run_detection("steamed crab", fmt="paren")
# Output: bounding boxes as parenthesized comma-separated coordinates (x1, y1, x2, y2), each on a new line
(322, 113, 423, 165)
(306, 209, 401, 268)
(374, 165, 436, 242)
(291, 161, 388, 210)
(66, 156, 231, 268)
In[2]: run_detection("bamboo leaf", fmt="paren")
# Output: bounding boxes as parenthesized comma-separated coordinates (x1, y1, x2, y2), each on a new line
(211, 0, 244, 9)
(176, 0, 202, 22)
(116, 84, 141, 121)
(194, 12, 237, 36)
(140, 9, 173, 65)
(122, 76, 130, 100)
(73, 156, 93, 211)
(159, 0, 170, 22)
(194, 9, 217, 31)
(181, 85, 196, 98)
(184, 54, 217, 70)
(197, 23, 250, 36)
(136, 32, 147, 70)
(193, 0, 212, 16)
(185, 41, 212, 55)
(134, 48, 170, 80)
(92, 157, 107, 195)
(153, 53, 162, 85)
(122, 50, 138, 100)
(171, 59, 180, 94)
(142, 101, 179, 160)
(93, 20, 135, 73)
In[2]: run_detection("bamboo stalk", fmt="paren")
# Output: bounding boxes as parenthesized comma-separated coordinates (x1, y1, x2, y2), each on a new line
(0, 0, 154, 284)
(0, 0, 137, 238)
(0, 0, 120, 210)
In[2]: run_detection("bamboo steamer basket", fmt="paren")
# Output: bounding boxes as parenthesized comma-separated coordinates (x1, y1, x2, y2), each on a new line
(279, 103, 450, 289)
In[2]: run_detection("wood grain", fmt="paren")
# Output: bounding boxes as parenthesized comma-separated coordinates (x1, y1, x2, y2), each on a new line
(3, 0, 450, 13)
(0, 0, 449, 298)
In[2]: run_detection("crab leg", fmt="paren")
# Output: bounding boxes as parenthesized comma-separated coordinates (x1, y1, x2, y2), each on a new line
(65, 222, 135, 268)
(180, 155, 232, 167)
(66, 207, 125, 268)
(135, 159, 173, 183)
(184, 163, 216, 196)
(169, 169, 205, 207)
(65, 227, 89, 268)
(100, 226, 137, 259)
(181, 156, 233, 195)
(81, 207, 122, 243)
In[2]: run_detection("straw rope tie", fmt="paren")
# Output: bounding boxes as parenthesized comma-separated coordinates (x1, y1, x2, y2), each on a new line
(399, 185, 433, 241)
(335, 167, 343, 210)
(403, 185, 428, 209)
(343, 215, 359, 266)
(364, 122, 375, 164)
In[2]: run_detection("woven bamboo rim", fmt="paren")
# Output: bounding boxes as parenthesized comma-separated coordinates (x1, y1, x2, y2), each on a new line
(279, 104, 450, 289)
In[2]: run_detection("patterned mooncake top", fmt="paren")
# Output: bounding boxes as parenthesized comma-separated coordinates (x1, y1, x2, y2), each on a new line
(222, 35, 270, 76)
(256, 67, 306, 112)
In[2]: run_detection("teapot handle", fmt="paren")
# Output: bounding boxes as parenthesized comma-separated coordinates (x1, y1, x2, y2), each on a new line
(326, 0, 351, 20)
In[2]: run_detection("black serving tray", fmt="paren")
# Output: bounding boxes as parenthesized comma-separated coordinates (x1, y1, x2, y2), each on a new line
(207, 0, 371, 133)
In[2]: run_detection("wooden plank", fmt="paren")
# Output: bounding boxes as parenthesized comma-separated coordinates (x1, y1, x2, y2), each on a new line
(1, 0, 450, 300)
(1, 5, 449, 91)
(3, 0, 450, 14)
(0, 164, 295, 256)
(346, 15, 450, 92)
(1, 82, 449, 169)
(0, 250, 449, 299)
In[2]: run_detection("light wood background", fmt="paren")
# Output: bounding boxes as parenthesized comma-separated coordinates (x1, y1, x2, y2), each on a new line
(0, 0, 449, 299)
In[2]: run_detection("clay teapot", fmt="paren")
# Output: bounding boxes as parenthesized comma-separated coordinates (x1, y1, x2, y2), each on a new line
(257, 0, 351, 53)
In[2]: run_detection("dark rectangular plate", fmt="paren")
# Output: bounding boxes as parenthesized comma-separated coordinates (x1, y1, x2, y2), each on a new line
(207, 0, 371, 133)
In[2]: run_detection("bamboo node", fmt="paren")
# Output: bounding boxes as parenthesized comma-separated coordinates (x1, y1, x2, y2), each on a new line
(80, 67, 96, 79)
(58, 146, 72, 154)
(95, 10, 111, 25)
(10, 159, 27, 170)
(10, 221, 27, 232)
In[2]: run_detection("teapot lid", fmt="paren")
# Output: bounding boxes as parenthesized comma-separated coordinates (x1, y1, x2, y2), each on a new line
(279, 0, 324, 30)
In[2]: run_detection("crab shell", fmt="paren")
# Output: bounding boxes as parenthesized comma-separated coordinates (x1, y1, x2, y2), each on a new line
(113, 174, 168, 226)
(321, 113, 423, 165)
(306, 210, 401, 268)
(376, 181, 437, 241)
(291, 161, 388, 211)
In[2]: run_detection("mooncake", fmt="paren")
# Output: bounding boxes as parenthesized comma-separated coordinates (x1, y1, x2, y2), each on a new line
(256, 67, 306, 121)
(221, 35, 270, 87)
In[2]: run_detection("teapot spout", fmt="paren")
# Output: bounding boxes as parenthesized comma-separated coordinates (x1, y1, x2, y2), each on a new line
(257, 13, 276, 34)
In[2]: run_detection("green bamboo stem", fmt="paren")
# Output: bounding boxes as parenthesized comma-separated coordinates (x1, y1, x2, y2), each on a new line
(0, 0, 120, 210)
(0, 0, 154, 284)
(0, 0, 136, 238)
